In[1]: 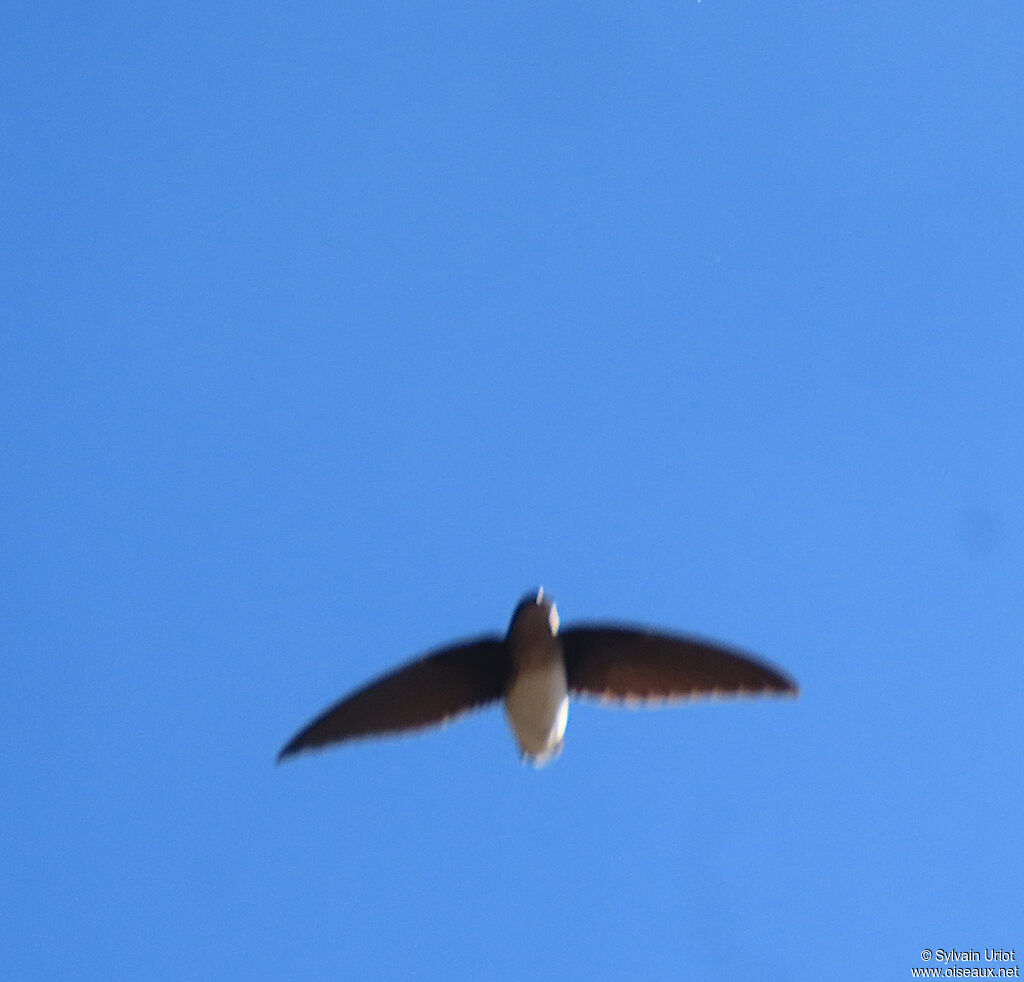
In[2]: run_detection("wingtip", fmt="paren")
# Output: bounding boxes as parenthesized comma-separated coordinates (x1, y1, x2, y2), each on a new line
(775, 675, 800, 697)
(755, 658, 799, 697)
(276, 738, 304, 764)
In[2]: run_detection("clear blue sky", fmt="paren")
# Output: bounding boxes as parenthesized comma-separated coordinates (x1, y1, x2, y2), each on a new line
(3, 2, 1022, 978)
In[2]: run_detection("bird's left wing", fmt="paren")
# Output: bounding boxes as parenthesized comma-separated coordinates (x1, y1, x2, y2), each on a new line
(561, 626, 798, 704)
(278, 637, 510, 760)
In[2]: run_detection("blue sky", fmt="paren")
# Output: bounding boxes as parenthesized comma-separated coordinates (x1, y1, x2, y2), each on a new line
(3, 2, 1022, 978)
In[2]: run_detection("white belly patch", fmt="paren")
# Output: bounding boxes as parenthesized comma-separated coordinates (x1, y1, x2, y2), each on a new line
(504, 663, 569, 766)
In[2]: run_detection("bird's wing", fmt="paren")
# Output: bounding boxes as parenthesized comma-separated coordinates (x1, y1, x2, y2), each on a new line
(560, 626, 798, 704)
(278, 637, 510, 760)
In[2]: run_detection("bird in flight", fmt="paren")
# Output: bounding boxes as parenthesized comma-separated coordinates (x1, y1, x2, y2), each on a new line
(278, 589, 798, 766)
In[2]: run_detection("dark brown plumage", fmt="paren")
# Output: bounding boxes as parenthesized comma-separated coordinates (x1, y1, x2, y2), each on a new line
(277, 593, 799, 763)
(562, 626, 797, 703)
(278, 638, 509, 760)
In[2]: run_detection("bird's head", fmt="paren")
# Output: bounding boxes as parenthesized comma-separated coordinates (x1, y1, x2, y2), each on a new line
(509, 587, 560, 638)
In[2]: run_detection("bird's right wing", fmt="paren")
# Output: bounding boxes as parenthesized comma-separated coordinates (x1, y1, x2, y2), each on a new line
(278, 637, 510, 760)
(561, 626, 798, 704)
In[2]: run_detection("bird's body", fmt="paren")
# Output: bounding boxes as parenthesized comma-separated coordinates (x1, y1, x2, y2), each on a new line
(278, 589, 798, 766)
(503, 596, 568, 764)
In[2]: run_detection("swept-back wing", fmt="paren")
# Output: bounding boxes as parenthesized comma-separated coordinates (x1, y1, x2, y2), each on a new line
(561, 626, 797, 704)
(279, 637, 510, 760)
